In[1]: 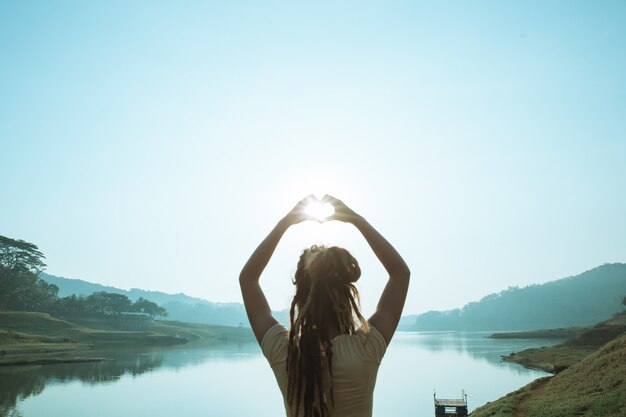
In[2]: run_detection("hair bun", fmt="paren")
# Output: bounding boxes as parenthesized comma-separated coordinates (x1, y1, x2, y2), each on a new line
(346, 263, 360, 283)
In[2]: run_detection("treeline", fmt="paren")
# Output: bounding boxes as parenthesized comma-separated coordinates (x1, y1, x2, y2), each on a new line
(0, 235, 167, 318)
(42, 272, 289, 327)
(54, 292, 167, 317)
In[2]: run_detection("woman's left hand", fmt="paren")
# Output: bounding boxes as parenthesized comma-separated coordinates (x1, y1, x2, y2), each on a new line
(283, 195, 317, 225)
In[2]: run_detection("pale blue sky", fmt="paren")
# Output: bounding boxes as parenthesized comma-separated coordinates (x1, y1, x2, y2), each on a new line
(1, 1, 625, 315)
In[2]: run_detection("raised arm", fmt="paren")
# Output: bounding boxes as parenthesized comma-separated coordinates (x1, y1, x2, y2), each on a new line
(239, 197, 313, 344)
(323, 195, 410, 345)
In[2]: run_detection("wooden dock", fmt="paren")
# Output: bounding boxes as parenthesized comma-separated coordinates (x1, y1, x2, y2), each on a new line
(434, 390, 468, 417)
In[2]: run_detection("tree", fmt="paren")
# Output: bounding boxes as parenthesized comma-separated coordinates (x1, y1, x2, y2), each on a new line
(54, 294, 88, 315)
(0, 235, 46, 274)
(0, 235, 168, 319)
(130, 297, 168, 318)
(85, 292, 132, 315)
(0, 235, 56, 311)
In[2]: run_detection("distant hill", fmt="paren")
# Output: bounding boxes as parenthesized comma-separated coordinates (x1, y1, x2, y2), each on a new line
(405, 263, 626, 331)
(42, 263, 626, 331)
(40, 273, 288, 327)
(41, 273, 212, 305)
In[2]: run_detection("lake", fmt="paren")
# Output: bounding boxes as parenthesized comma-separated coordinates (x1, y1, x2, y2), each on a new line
(1, 332, 555, 417)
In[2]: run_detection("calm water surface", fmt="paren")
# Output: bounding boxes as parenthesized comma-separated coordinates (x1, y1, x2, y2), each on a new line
(1, 332, 555, 417)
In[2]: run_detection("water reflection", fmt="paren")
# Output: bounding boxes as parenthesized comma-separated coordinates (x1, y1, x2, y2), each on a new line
(0, 341, 258, 416)
(395, 331, 558, 372)
(1, 333, 558, 417)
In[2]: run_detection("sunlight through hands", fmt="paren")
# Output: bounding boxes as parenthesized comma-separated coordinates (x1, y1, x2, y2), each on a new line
(305, 199, 335, 222)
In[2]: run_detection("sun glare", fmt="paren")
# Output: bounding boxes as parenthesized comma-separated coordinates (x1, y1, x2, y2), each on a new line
(305, 200, 335, 221)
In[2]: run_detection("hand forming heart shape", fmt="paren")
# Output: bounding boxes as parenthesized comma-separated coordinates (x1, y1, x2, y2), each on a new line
(304, 197, 335, 222)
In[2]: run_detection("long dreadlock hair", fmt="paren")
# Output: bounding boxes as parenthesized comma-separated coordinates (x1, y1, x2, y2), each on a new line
(287, 245, 368, 417)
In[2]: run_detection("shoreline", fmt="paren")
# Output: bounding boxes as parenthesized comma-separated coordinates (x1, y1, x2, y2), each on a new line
(501, 346, 594, 373)
(498, 316, 626, 374)
(0, 355, 108, 366)
(0, 312, 254, 367)
(488, 327, 587, 340)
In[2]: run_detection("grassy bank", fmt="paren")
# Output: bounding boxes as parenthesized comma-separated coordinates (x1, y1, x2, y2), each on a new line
(469, 312, 626, 416)
(501, 311, 626, 373)
(0, 312, 254, 366)
(488, 327, 587, 340)
(0, 328, 102, 366)
(470, 332, 626, 417)
(62, 314, 254, 343)
(502, 345, 595, 373)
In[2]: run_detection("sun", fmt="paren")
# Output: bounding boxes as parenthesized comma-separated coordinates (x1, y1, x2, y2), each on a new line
(304, 200, 335, 222)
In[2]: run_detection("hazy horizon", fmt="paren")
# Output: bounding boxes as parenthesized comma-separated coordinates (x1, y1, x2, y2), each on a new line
(2, 1, 625, 316)
(39, 261, 625, 317)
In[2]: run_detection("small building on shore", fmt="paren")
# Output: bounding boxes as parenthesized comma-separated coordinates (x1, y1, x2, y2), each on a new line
(119, 312, 153, 330)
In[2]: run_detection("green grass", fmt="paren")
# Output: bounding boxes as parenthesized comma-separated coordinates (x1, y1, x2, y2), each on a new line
(523, 334, 626, 417)
(0, 311, 255, 366)
(471, 317, 626, 417)
(501, 311, 626, 373)
(0, 329, 87, 355)
(503, 346, 595, 373)
(0, 323, 97, 366)
(0, 312, 183, 345)
(149, 319, 254, 341)
(470, 378, 550, 417)
(59, 314, 255, 342)
(488, 327, 587, 340)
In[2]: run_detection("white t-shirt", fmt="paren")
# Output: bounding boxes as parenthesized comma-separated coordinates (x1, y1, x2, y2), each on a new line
(261, 323, 387, 417)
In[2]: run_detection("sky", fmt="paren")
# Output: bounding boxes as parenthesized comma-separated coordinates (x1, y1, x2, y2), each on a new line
(1, 1, 625, 316)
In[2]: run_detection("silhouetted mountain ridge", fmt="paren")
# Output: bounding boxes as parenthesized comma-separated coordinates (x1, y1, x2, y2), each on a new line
(403, 263, 626, 331)
(40, 273, 208, 305)
(42, 263, 626, 331)
(40, 273, 288, 327)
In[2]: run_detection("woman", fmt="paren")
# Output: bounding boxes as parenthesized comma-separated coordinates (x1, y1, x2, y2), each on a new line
(240, 195, 410, 417)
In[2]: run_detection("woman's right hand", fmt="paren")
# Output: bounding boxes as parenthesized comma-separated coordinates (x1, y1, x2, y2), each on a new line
(322, 195, 360, 223)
